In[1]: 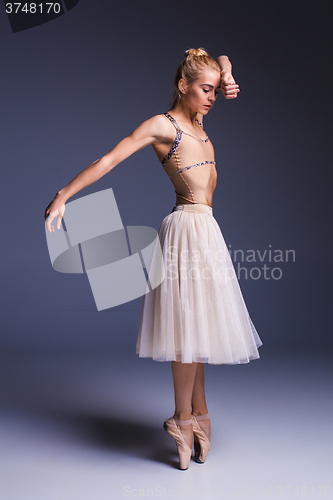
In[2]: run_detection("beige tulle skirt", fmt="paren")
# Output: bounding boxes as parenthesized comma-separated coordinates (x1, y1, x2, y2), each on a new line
(136, 203, 263, 364)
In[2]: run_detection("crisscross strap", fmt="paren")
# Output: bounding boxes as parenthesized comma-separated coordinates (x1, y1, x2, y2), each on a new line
(193, 413, 210, 421)
(161, 113, 183, 166)
(174, 418, 193, 426)
(169, 160, 216, 178)
(164, 112, 182, 132)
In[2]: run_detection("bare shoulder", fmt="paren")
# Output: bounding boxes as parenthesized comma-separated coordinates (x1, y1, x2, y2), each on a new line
(132, 114, 174, 144)
(147, 114, 172, 136)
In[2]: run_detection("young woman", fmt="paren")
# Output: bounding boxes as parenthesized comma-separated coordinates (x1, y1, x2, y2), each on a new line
(44, 48, 263, 470)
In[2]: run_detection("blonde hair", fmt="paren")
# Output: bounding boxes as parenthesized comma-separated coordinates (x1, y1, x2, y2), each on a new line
(171, 48, 221, 107)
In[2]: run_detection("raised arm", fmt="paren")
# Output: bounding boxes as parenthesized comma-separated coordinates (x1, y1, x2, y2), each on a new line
(199, 54, 240, 128)
(44, 114, 167, 231)
(216, 55, 240, 99)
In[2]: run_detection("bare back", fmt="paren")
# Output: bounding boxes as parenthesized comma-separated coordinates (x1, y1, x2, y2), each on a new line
(152, 113, 217, 207)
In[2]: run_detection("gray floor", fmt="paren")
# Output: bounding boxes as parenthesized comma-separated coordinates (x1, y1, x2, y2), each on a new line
(0, 346, 332, 500)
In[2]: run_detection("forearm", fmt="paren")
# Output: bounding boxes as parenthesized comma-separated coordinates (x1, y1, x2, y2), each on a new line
(216, 55, 232, 74)
(57, 157, 110, 203)
(53, 116, 160, 205)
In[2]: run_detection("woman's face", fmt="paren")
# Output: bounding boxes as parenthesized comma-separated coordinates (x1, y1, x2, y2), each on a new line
(181, 69, 221, 115)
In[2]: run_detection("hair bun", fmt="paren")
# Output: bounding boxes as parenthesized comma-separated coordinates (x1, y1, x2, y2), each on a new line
(170, 47, 220, 108)
(185, 47, 208, 59)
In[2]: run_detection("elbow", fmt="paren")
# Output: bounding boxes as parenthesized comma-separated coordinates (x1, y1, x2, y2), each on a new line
(217, 55, 229, 60)
(98, 155, 113, 175)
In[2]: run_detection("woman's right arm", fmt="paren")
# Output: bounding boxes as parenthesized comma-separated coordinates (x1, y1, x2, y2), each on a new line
(44, 114, 167, 232)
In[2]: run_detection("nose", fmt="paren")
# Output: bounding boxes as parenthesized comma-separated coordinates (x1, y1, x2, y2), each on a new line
(209, 92, 216, 102)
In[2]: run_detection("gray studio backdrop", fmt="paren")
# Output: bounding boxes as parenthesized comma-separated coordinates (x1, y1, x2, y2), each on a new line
(0, 0, 332, 355)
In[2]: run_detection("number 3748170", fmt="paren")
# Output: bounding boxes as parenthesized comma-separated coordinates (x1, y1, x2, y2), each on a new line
(5, 3, 61, 14)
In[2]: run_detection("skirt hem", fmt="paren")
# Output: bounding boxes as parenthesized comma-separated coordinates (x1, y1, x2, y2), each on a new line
(135, 343, 263, 365)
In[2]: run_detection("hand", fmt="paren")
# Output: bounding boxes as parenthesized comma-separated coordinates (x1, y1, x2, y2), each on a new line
(220, 71, 240, 99)
(44, 192, 66, 233)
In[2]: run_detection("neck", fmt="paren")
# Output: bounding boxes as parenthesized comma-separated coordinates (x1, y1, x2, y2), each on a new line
(169, 101, 198, 124)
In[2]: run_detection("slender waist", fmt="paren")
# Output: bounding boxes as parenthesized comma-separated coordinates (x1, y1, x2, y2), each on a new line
(171, 203, 213, 216)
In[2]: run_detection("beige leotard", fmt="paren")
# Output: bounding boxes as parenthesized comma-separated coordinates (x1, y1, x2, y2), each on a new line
(159, 112, 217, 207)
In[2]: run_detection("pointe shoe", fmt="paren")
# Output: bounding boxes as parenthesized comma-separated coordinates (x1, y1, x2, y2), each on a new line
(163, 417, 193, 470)
(191, 413, 211, 463)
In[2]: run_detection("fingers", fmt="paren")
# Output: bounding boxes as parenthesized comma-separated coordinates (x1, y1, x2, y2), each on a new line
(44, 192, 61, 220)
(49, 208, 61, 231)
(44, 202, 55, 220)
(45, 213, 62, 234)
(221, 82, 239, 91)
(44, 204, 66, 233)
(44, 203, 52, 220)
(221, 82, 240, 99)
(56, 214, 62, 230)
(224, 91, 239, 99)
(45, 214, 55, 233)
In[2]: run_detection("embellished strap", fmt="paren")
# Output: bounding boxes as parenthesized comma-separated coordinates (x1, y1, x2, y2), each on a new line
(169, 161, 216, 178)
(161, 113, 183, 166)
(183, 118, 209, 142)
(164, 112, 182, 132)
(183, 131, 209, 143)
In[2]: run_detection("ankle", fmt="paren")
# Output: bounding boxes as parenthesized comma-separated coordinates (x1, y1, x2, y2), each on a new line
(192, 408, 209, 418)
(173, 412, 192, 421)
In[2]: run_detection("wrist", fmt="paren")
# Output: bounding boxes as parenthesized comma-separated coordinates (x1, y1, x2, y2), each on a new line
(217, 55, 231, 71)
(57, 188, 69, 204)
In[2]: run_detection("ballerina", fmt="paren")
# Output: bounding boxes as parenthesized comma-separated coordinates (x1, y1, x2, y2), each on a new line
(44, 48, 262, 470)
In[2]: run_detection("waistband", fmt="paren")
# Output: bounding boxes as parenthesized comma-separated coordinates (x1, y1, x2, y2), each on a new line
(171, 203, 213, 216)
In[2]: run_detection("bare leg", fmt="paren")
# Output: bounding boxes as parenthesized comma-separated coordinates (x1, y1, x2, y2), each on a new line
(191, 363, 211, 441)
(171, 361, 197, 449)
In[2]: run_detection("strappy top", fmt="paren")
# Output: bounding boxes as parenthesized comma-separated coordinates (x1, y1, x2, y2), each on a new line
(159, 112, 217, 205)
(161, 113, 216, 174)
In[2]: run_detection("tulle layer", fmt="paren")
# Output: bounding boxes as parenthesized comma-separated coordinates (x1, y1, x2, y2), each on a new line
(136, 204, 263, 364)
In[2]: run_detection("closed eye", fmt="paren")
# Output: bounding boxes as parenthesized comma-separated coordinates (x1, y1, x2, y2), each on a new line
(203, 88, 220, 96)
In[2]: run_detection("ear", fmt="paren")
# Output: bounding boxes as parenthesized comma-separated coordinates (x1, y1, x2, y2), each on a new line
(178, 78, 187, 95)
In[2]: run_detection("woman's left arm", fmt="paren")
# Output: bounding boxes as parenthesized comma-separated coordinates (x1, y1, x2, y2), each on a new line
(216, 55, 240, 99)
